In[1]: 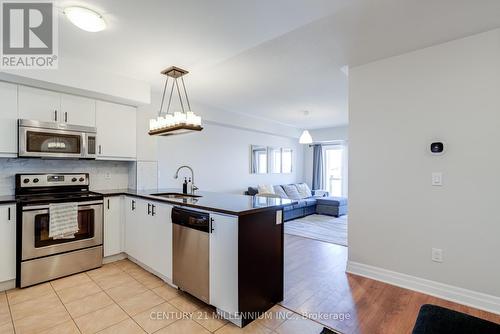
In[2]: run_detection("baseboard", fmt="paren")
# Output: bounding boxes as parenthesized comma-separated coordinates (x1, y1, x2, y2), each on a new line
(103, 252, 128, 264)
(0, 279, 15, 292)
(346, 261, 500, 315)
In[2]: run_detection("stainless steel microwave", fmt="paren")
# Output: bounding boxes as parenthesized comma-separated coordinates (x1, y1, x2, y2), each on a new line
(18, 119, 97, 159)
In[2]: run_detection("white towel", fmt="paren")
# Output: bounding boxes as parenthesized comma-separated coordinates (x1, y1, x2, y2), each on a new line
(49, 202, 79, 239)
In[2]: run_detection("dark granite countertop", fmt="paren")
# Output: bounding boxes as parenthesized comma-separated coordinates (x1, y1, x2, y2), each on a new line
(94, 188, 294, 216)
(0, 195, 16, 204)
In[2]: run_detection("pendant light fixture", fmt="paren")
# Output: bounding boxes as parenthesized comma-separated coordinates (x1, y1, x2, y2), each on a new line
(299, 130, 313, 144)
(298, 110, 313, 144)
(149, 66, 203, 136)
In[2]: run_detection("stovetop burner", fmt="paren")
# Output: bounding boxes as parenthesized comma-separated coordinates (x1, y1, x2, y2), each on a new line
(16, 191, 103, 204)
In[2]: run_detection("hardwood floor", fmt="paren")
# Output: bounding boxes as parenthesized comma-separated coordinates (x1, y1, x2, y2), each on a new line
(281, 234, 500, 334)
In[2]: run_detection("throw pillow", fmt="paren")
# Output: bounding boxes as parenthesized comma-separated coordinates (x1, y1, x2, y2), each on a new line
(282, 184, 302, 200)
(257, 184, 275, 195)
(273, 185, 288, 199)
(296, 183, 312, 198)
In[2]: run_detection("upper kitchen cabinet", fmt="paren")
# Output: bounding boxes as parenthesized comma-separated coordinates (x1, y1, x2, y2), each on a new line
(18, 86, 61, 123)
(95, 101, 137, 160)
(60, 94, 96, 127)
(0, 82, 18, 156)
(18, 86, 96, 126)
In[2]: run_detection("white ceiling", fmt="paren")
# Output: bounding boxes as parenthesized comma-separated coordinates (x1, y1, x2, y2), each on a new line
(56, 0, 500, 129)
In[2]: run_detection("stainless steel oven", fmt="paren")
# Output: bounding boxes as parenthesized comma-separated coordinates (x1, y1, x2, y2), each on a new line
(21, 200, 103, 260)
(18, 119, 97, 159)
(16, 173, 103, 288)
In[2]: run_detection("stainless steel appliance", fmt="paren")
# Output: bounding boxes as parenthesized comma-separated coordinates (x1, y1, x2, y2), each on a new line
(16, 173, 103, 288)
(18, 119, 97, 159)
(172, 207, 210, 303)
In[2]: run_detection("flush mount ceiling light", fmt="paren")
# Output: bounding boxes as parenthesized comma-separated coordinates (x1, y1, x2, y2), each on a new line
(149, 66, 203, 136)
(64, 6, 106, 32)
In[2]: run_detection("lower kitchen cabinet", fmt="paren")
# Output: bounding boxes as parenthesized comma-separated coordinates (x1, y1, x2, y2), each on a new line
(103, 196, 124, 257)
(0, 204, 16, 282)
(124, 196, 172, 280)
(209, 213, 239, 314)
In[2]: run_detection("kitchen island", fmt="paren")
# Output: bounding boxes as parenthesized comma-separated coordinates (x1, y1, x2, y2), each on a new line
(97, 189, 294, 327)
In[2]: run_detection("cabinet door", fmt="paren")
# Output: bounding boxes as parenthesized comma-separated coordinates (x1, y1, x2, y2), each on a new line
(0, 204, 16, 282)
(125, 197, 148, 261)
(149, 202, 172, 279)
(0, 82, 18, 155)
(209, 213, 238, 313)
(95, 101, 137, 160)
(60, 94, 96, 126)
(104, 196, 123, 257)
(18, 86, 61, 122)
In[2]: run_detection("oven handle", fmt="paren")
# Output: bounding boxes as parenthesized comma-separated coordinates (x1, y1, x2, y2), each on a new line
(22, 200, 104, 211)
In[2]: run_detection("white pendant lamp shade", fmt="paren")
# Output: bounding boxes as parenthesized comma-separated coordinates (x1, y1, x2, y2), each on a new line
(299, 130, 313, 144)
(64, 7, 106, 32)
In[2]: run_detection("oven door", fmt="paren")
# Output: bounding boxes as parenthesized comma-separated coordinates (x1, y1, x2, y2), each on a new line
(18, 126, 85, 159)
(21, 201, 103, 260)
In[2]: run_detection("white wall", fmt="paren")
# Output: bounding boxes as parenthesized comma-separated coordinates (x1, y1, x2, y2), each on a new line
(157, 123, 304, 194)
(348, 29, 500, 304)
(0, 159, 132, 195)
(303, 126, 348, 188)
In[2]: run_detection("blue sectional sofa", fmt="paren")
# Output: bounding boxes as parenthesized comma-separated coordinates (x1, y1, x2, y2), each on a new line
(245, 183, 347, 221)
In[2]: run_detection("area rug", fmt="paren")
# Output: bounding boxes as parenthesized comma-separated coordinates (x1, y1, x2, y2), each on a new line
(284, 214, 347, 246)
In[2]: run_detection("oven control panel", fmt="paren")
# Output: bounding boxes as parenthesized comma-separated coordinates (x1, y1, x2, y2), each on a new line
(18, 173, 89, 187)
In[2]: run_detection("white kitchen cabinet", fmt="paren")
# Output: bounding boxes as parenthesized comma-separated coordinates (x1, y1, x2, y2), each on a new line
(124, 197, 147, 261)
(18, 86, 61, 122)
(148, 201, 173, 279)
(19, 86, 96, 127)
(96, 101, 137, 160)
(0, 204, 16, 282)
(209, 213, 239, 314)
(60, 94, 96, 127)
(0, 82, 18, 156)
(104, 196, 124, 257)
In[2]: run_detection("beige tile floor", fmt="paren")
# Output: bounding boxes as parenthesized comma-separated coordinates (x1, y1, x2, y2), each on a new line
(0, 259, 332, 334)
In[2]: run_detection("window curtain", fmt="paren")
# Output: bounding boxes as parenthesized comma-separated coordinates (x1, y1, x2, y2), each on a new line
(312, 144, 324, 190)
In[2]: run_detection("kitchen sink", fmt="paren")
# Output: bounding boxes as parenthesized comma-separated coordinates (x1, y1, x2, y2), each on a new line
(151, 192, 202, 199)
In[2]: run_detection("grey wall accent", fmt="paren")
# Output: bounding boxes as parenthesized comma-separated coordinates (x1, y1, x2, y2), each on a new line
(0, 158, 132, 195)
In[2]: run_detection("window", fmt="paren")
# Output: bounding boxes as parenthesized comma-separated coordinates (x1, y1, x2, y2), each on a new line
(282, 148, 292, 173)
(324, 144, 347, 197)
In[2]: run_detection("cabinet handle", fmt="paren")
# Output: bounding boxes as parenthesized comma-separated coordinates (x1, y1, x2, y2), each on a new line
(147, 203, 151, 215)
(107, 199, 110, 210)
(131, 200, 136, 211)
(98, 145, 102, 155)
(8, 207, 11, 221)
(64, 112, 68, 123)
(210, 217, 214, 233)
(151, 204, 156, 216)
(54, 110, 58, 122)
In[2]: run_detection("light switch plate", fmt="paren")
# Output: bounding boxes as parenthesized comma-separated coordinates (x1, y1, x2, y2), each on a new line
(431, 172, 443, 186)
(432, 248, 443, 262)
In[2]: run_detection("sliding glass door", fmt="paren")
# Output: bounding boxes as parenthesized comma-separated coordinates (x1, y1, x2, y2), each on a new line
(323, 144, 348, 197)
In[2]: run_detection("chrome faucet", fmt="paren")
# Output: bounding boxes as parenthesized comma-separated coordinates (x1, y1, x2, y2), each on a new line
(174, 165, 198, 194)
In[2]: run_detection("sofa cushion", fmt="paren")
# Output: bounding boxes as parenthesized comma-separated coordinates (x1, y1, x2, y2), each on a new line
(273, 185, 288, 199)
(296, 183, 312, 198)
(282, 184, 302, 200)
(257, 184, 275, 195)
(292, 200, 307, 209)
(316, 196, 348, 206)
(247, 187, 258, 196)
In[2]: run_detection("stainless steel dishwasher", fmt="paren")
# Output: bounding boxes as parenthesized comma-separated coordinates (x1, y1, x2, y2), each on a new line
(172, 207, 210, 303)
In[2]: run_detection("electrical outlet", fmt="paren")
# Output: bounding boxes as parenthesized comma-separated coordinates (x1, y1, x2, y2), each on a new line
(104, 172, 111, 180)
(431, 248, 443, 263)
(431, 172, 443, 186)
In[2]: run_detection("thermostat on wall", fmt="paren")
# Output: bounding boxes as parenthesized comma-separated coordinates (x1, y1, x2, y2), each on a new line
(430, 141, 445, 155)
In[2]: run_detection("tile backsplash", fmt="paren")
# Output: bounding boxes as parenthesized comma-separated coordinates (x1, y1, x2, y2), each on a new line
(0, 158, 134, 195)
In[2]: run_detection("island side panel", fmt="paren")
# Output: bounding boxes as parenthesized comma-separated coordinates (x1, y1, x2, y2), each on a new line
(238, 208, 284, 324)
